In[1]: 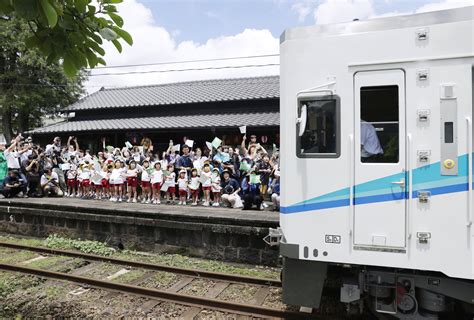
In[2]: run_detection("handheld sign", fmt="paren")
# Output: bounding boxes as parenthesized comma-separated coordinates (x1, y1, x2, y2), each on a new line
(211, 137, 222, 149)
(185, 139, 194, 148)
(239, 125, 247, 134)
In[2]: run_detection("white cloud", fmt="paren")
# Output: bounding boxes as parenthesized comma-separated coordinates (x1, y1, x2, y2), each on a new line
(313, 0, 374, 25)
(311, 0, 472, 25)
(291, 2, 313, 22)
(415, 0, 472, 13)
(85, 0, 279, 93)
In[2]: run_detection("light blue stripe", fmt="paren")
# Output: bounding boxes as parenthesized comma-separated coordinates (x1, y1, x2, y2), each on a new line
(282, 153, 471, 214)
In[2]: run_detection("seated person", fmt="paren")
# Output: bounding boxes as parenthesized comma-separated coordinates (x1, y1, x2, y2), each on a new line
(220, 170, 243, 208)
(361, 121, 383, 162)
(242, 174, 263, 210)
(1, 170, 26, 198)
(41, 166, 63, 197)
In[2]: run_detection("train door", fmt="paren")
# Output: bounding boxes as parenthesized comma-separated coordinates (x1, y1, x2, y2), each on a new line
(353, 70, 407, 249)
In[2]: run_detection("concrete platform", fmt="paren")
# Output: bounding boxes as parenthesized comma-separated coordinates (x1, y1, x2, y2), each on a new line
(0, 198, 280, 265)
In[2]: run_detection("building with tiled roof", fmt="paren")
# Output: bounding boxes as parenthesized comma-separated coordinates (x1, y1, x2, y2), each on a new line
(30, 76, 280, 151)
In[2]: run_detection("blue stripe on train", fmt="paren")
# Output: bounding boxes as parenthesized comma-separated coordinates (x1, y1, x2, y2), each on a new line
(280, 183, 470, 214)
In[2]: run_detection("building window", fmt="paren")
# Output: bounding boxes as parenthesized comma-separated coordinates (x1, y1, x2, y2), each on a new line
(360, 85, 399, 163)
(296, 96, 340, 158)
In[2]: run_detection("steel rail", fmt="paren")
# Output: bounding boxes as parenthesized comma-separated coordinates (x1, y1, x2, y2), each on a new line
(0, 263, 318, 319)
(0, 241, 281, 287)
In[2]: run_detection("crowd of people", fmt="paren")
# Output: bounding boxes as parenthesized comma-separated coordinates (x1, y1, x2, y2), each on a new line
(0, 134, 280, 211)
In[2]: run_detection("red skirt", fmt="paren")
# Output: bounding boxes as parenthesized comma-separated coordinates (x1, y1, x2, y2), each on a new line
(141, 181, 151, 188)
(179, 189, 187, 196)
(202, 186, 212, 191)
(127, 177, 138, 188)
(81, 179, 90, 187)
(152, 182, 161, 191)
(167, 187, 176, 194)
(190, 189, 199, 196)
(67, 179, 76, 187)
(102, 179, 109, 188)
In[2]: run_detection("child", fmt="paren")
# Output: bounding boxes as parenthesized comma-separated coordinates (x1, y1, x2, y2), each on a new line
(79, 161, 91, 199)
(150, 162, 163, 204)
(140, 159, 152, 203)
(126, 160, 139, 203)
(189, 168, 200, 206)
(66, 162, 77, 198)
(177, 169, 188, 205)
(200, 163, 212, 206)
(91, 166, 104, 200)
(211, 167, 222, 207)
(165, 163, 176, 204)
(110, 160, 125, 202)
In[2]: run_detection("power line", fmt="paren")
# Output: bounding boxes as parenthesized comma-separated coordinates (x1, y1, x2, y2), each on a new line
(89, 63, 280, 76)
(90, 53, 280, 70)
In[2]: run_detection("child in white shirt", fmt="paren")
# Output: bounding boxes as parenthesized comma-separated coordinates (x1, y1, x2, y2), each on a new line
(200, 163, 212, 206)
(177, 169, 188, 205)
(165, 163, 176, 204)
(126, 160, 139, 203)
(66, 163, 77, 198)
(211, 168, 222, 207)
(140, 159, 152, 203)
(110, 160, 126, 202)
(150, 162, 163, 204)
(189, 168, 200, 206)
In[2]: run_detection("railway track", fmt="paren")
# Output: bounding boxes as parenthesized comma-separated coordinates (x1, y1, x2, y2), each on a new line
(0, 241, 337, 319)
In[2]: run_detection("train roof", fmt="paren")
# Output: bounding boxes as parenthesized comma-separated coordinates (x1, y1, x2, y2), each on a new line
(280, 6, 473, 44)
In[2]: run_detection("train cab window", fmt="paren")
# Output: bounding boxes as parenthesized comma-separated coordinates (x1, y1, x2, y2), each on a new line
(360, 85, 399, 163)
(296, 96, 340, 158)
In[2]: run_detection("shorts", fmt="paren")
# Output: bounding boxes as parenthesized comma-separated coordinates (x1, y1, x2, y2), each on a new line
(67, 179, 76, 187)
(127, 177, 138, 188)
(179, 189, 187, 196)
(167, 187, 176, 194)
(202, 186, 212, 191)
(81, 179, 90, 187)
(152, 183, 161, 191)
(102, 179, 109, 188)
(190, 189, 199, 196)
(141, 181, 151, 188)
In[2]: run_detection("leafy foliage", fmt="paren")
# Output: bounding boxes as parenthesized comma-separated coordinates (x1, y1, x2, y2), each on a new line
(0, 16, 86, 140)
(45, 234, 116, 256)
(0, 0, 132, 76)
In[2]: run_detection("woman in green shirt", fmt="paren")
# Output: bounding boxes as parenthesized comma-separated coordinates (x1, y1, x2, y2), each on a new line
(0, 144, 7, 183)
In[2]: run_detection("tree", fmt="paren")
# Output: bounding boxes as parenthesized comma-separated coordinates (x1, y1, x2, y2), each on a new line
(0, 0, 132, 77)
(0, 16, 86, 142)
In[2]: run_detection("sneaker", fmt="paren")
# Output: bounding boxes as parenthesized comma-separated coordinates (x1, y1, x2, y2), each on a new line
(212, 202, 220, 207)
(203, 202, 210, 207)
(191, 202, 197, 206)
(146, 199, 151, 204)
(132, 198, 137, 203)
(156, 200, 161, 204)
(127, 199, 131, 203)
(110, 197, 115, 202)
(141, 198, 146, 204)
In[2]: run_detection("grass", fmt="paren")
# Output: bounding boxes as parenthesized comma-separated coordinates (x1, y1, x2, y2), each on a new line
(0, 234, 280, 280)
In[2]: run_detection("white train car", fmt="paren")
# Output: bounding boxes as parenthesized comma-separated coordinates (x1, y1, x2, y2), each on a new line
(278, 6, 474, 318)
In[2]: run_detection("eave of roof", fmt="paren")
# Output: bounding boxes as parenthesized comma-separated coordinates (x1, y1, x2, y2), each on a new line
(28, 111, 280, 134)
(69, 75, 280, 111)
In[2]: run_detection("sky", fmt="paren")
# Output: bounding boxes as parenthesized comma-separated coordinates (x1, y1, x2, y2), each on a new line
(85, 0, 472, 93)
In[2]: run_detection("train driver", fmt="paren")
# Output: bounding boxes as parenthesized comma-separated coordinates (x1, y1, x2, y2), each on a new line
(361, 120, 383, 162)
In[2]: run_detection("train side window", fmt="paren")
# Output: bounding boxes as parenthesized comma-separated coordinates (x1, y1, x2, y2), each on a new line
(296, 96, 340, 158)
(360, 85, 399, 163)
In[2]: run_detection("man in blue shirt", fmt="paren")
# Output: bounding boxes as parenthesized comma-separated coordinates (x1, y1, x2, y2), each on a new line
(176, 145, 192, 173)
(361, 121, 383, 162)
(2, 170, 25, 198)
